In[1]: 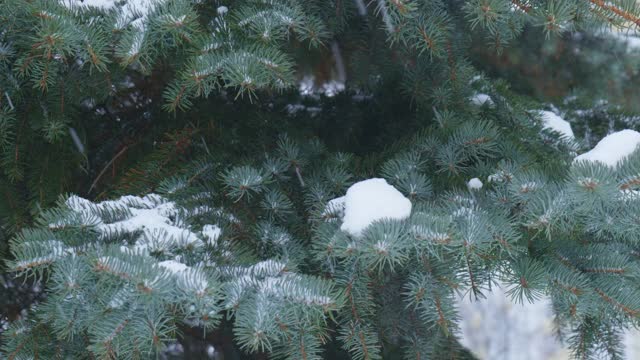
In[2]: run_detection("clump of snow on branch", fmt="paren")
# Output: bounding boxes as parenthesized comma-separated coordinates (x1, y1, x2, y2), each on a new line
(216, 6, 228, 16)
(59, 0, 162, 20)
(298, 75, 345, 97)
(336, 178, 412, 237)
(574, 129, 640, 167)
(64, 194, 333, 305)
(59, 0, 163, 55)
(469, 93, 494, 106)
(537, 110, 575, 140)
(467, 178, 483, 190)
(65, 194, 219, 253)
(222, 260, 334, 309)
(202, 225, 222, 246)
(323, 196, 346, 219)
(158, 260, 188, 273)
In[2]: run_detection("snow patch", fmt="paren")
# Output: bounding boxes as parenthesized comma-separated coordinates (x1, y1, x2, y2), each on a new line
(202, 225, 222, 246)
(298, 75, 345, 97)
(217, 6, 228, 16)
(340, 178, 412, 237)
(620, 190, 640, 200)
(60, 0, 164, 56)
(574, 129, 640, 168)
(537, 110, 574, 140)
(177, 267, 209, 294)
(470, 93, 494, 106)
(64, 194, 216, 253)
(467, 178, 483, 190)
(59, 0, 163, 22)
(323, 196, 346, 218)
(158, 260, 188, 273)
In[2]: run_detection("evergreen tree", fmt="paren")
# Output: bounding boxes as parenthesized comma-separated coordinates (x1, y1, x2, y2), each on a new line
(3, 0, 640, 359)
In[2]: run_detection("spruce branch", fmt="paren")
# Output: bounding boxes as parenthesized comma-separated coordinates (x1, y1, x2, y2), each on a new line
(589, 0, 640, 27)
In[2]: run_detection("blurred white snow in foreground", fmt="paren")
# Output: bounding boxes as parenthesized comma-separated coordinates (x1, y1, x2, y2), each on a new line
(457, 284, 640, 360)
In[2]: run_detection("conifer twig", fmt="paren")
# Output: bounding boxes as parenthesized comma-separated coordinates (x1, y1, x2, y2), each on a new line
(589, 0, 640, 27)
(88, 145, 129, 193)
(595, 288, 639, 316)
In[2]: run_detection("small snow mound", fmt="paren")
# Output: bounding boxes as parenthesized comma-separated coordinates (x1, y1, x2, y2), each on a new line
(470, 93, 494, 106)
(574, 129, 640, 168)
(340, 178, 412, 237)
(467, 178, 483, 190)
(158, 260, 188, 273)
(538, 110, 574, 140)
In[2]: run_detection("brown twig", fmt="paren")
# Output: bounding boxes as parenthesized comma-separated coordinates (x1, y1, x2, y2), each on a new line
(595, 288, 639, 316)
(590, 0, 640, 27)
(88, 145, 129, 193)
